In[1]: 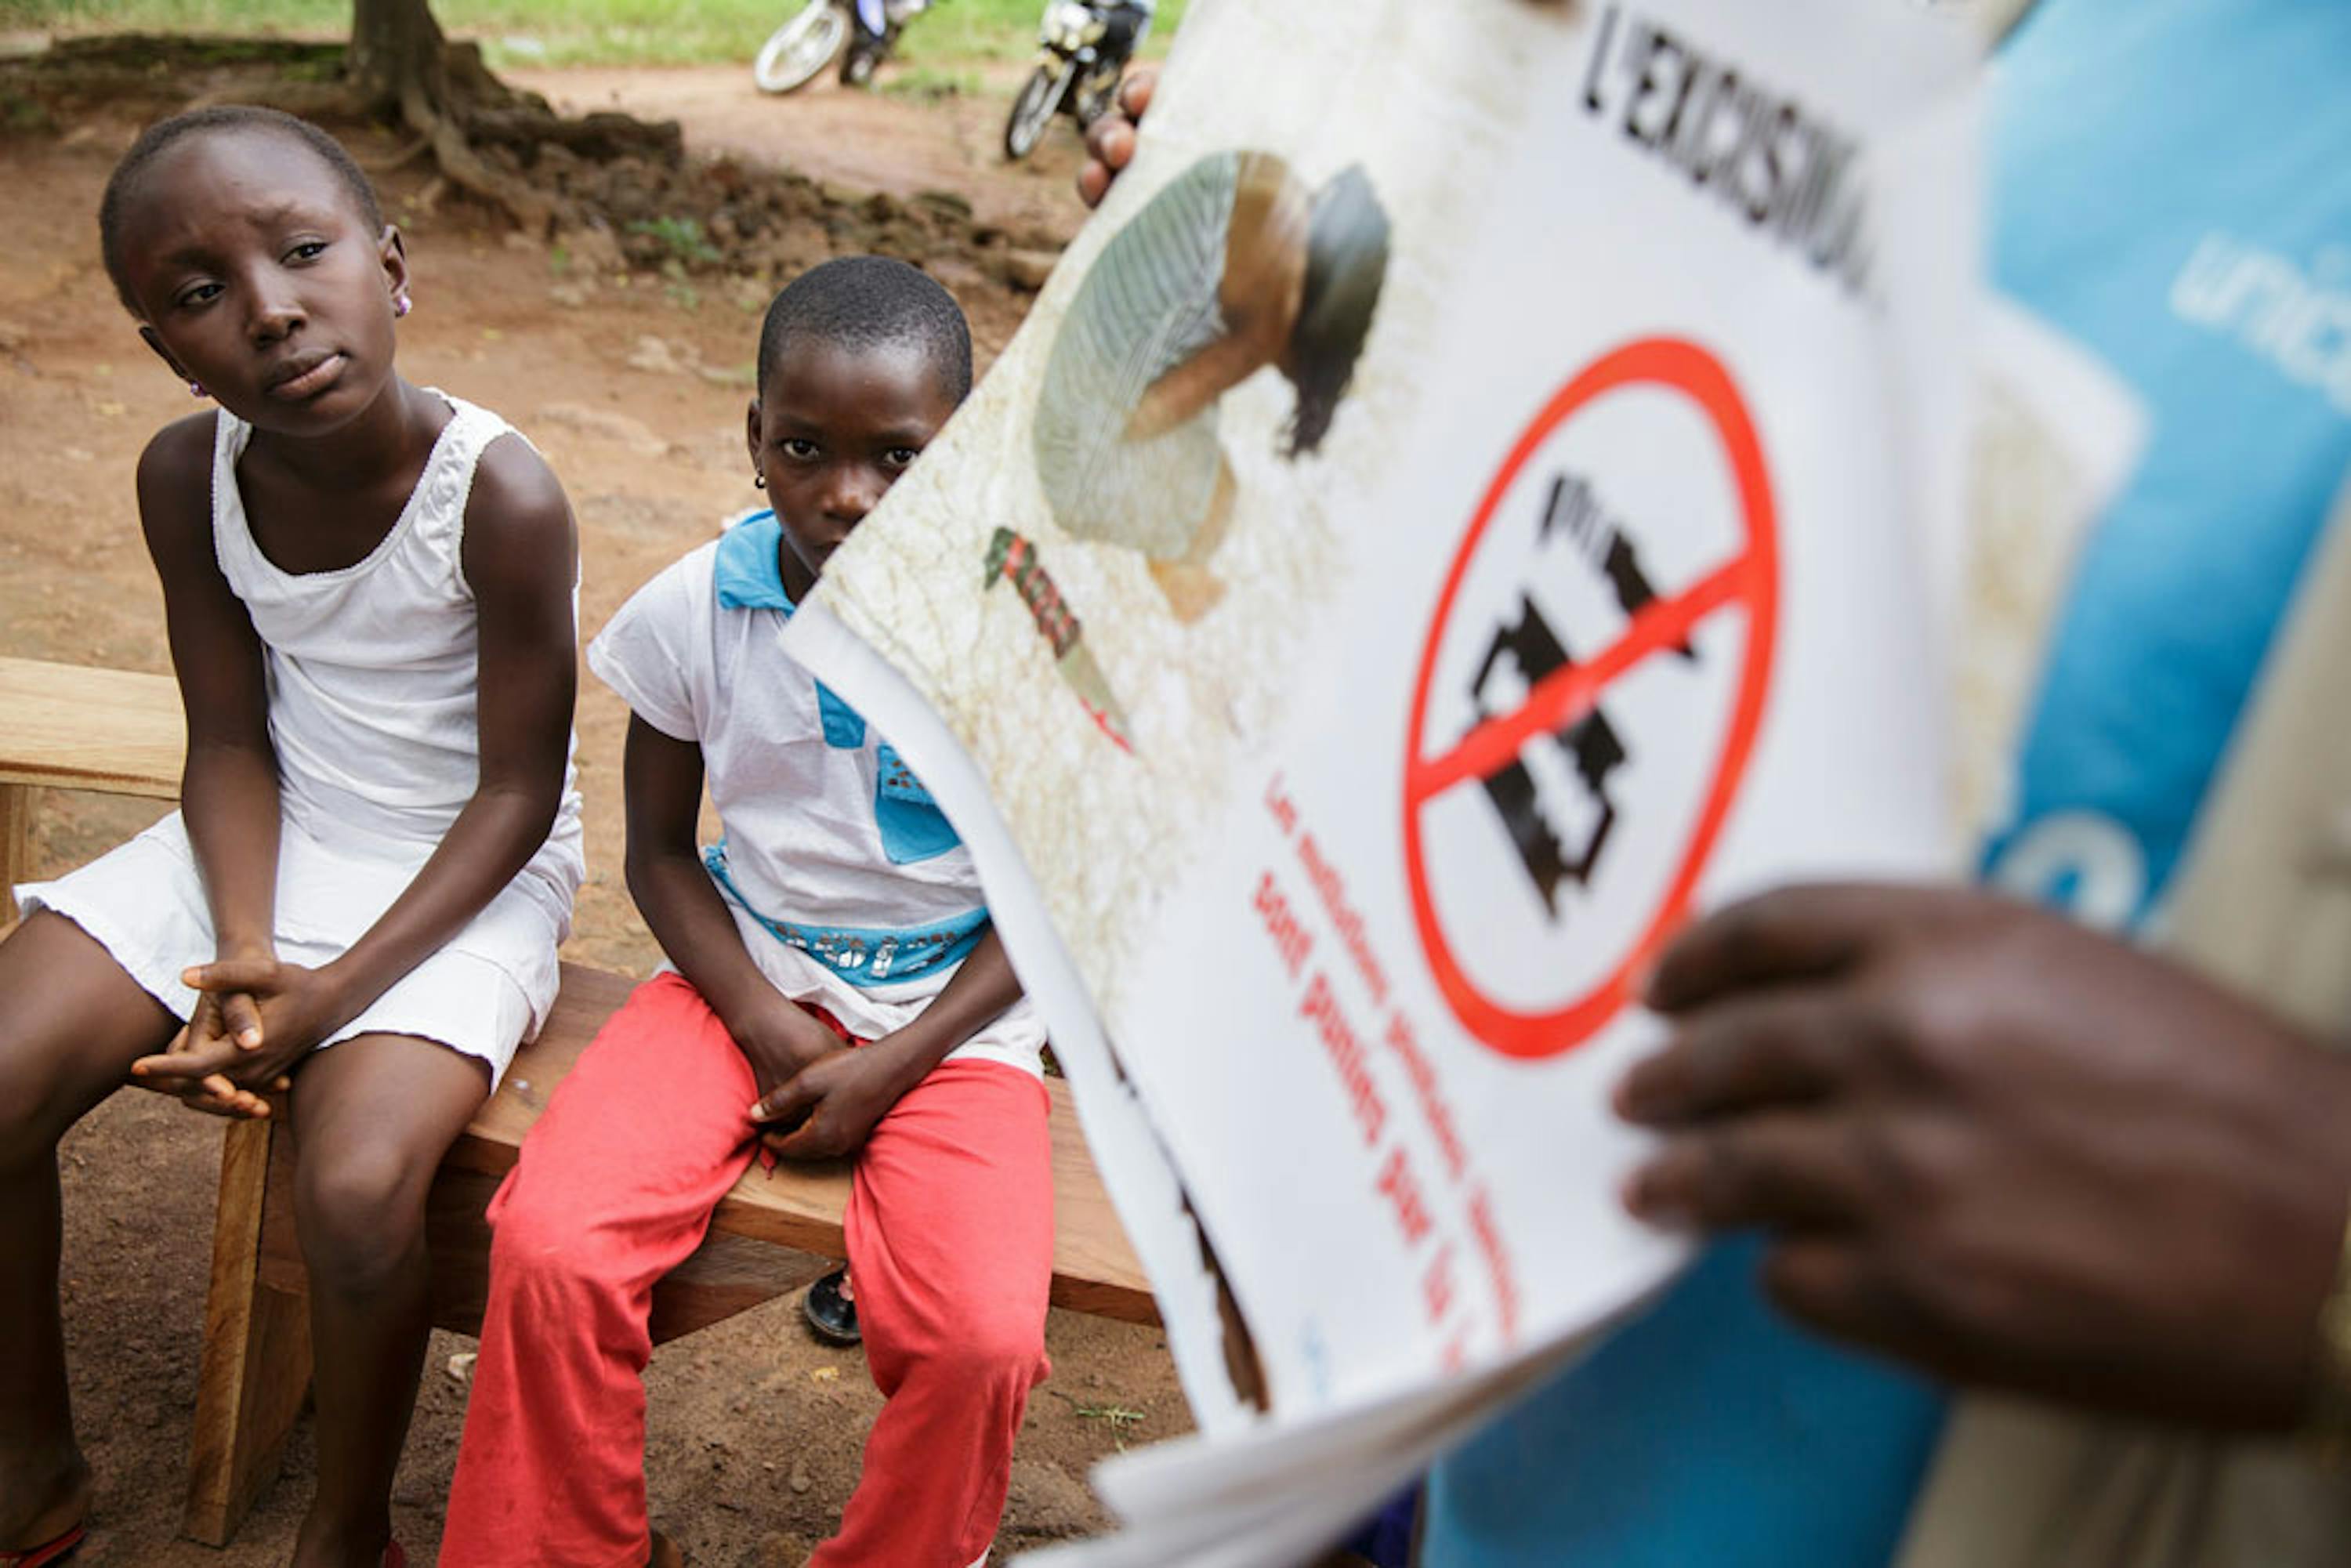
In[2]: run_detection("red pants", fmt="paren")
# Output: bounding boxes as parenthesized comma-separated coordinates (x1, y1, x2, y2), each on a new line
(443, 972, 1053, 1568)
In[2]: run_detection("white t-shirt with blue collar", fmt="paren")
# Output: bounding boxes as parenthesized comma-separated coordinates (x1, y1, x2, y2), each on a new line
(587, 509, 1046, 1078)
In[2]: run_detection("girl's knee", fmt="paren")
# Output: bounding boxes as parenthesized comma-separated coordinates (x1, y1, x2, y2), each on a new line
(928, 1311, 1049, 1396)
(0, 1038, 82, 1168)
(482, 1174, 607, 1293)
(295, 1143, 430, 1291)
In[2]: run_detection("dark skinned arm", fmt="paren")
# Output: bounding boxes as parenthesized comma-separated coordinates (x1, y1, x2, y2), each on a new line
(621, 713, 846, 1107)
(136, 435, 580, 1100)
(126, 416, 283, 1117)
(752, 926, 1023, 1161)
(1615, 882, 2351, 1433)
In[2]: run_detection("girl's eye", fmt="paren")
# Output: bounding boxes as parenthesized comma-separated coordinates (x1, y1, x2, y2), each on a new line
(782, 438, 820, 461)
(286, 241, 329, 263)
(176, 281, 223, 310)
(883, 447, 922, 469)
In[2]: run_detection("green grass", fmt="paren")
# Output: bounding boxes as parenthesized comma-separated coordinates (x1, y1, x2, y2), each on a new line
(0, 0, 1187, 70)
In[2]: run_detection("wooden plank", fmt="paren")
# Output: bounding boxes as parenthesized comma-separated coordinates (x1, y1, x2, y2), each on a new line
(430, 1161, 831, 1344)
(649, 1231, 832, 1345)
(449, 965, 1160, 1325)
(1, 782, 30, 929)
(0, 657, 183, 798)
(183, 1120, 313, 1547)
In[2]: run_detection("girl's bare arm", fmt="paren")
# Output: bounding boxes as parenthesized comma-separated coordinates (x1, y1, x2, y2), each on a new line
(139, 418, 283, 970)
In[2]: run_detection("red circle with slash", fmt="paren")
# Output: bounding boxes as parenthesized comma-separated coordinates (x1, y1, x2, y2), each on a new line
(1401, 338, 1780, 1060)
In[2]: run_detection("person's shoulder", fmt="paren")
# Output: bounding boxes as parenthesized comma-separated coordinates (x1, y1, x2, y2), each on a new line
(134, 411, 216, 547)
(136, 411, 214, 497)
(465, 425, 574, 557)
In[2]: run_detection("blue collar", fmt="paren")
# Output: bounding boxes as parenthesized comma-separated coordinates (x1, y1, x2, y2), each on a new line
(714, 509, 797, 613)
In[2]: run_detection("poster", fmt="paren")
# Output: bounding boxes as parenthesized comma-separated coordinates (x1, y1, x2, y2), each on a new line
(782, 0, 1982, 1555)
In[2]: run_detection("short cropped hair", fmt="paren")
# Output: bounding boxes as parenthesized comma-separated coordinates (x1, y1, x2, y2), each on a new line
(756, 255, 975, 406)
(99, 106, 384, 308)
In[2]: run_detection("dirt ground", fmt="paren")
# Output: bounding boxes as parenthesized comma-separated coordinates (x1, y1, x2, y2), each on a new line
(500, 61, 1092, 241)
(0, 60, 1183, 1568)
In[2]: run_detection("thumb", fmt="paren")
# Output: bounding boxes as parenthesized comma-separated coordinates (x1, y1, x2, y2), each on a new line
(220, 990, 265, 1051)
(184, 958, 283, 996)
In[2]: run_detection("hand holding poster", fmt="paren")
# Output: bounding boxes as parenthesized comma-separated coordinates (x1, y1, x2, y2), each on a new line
(781, 0, 1980, 1555)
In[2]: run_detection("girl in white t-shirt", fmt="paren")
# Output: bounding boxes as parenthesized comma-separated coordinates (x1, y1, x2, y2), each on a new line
(0, 108, 581, 1568)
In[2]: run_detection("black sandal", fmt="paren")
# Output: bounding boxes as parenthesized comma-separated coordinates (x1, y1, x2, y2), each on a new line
(804, 1266, 860, 1345)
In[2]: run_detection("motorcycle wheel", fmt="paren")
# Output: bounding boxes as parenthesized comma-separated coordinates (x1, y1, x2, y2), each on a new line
(753, 1, 848, 94)
(1005, 60, 1074, 161)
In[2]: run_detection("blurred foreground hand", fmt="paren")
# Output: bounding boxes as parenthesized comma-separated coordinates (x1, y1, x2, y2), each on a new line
(1617, 882, 2351, 1432)
(1078, 65, 1157, 208)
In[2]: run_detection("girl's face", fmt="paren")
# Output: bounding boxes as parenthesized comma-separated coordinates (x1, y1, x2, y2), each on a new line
(117, 129, 407, 435)
(744, 336, 957, 604)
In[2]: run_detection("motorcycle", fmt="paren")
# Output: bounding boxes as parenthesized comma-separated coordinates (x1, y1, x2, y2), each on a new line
(752, 0, 933, 95)
(1003, 0, 1153, 161)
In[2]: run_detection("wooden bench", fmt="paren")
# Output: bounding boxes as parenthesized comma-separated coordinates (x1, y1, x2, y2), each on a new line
(0, 656, 1156, 1548)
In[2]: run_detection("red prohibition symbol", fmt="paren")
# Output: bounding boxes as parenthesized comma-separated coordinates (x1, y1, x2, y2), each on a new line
(1402, 338, 1780, 1060)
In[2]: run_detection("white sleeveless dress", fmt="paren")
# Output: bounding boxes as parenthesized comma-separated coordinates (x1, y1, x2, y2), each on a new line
(17, 391, 585, 1086)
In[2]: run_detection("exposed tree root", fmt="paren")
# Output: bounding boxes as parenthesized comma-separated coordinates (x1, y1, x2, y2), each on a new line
(1, 31, 1064, 292)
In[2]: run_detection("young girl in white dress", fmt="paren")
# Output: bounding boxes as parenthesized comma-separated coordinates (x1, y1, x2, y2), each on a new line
(0, 107, 582, 1568)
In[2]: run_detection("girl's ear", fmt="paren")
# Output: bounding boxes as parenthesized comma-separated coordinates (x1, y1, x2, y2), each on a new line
(137, 324, 192, 383)
(745, 398, 765, 482)
(379, 223, 411, 303)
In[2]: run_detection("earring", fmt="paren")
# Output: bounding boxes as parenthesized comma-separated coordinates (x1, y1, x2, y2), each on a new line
(189, 380, 207, 398)
(393, 292, 411, 318)
(753, 471, 766, 489)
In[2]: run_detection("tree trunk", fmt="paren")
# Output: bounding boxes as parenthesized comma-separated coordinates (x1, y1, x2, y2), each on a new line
(349, 0, 447, 115)
(346, 0, 560, 230)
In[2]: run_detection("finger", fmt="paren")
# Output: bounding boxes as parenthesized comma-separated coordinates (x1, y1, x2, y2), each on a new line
(1758, 1237, 1922, 1360)
(1084, 115, 1135, 173)
(1622, 1114, 1868, 1233)
(1077, 159, 1110, 208)
(1616, 989, 1854, 1128)
(132, 1025, 196, 1083)
(183, 958, 284, 996)
(173, 1080, 259, 1119)
(749, 1079, 813, 1126)
(770, 1121, 836, 1161)
(1118, 63, 1156, 120)
(1646, 884, 1914, 1013)
(220, 990, 265, 1050)
(132, 1041, 242, 1081)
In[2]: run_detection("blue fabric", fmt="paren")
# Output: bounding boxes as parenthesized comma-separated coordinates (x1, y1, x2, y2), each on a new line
(873, 743, 962, 864)
(702, 841, 985, 986)
(710, 509, 962, 863)
(818, 686, 869, 749)
(1420, 3, 2351, 1562)
(1976, 0, 2351, 925)
(713, 509, 796, 612)
(1422, 1242, 1941, 1566)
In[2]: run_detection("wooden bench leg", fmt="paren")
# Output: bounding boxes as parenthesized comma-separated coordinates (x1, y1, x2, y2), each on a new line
(1, 781, 31, 929)
(184, 1118, 312, 1546)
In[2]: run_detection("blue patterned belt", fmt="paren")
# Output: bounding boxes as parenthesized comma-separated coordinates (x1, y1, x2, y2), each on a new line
(701, 841, 987, 987)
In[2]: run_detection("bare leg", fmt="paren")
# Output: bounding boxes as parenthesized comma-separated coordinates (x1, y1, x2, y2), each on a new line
(0, 912, 179, 1550)
(286, 1032, 489, 1568)
(1150, 455, 1237, 624)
